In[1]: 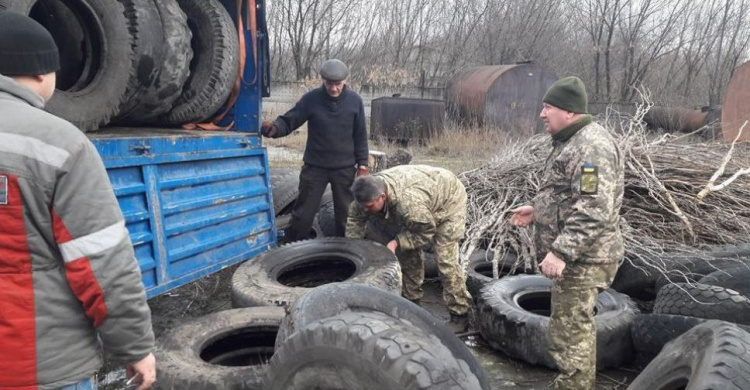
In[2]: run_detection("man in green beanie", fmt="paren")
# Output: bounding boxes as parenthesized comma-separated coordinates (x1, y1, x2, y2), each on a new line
(509, 76, 624, 390)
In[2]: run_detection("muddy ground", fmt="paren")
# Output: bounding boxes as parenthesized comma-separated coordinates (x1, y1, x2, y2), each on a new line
(98, 264, 642, 389)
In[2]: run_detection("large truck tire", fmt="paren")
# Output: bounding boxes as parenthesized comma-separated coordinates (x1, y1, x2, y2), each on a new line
(274, 214, 323, 240)
(264, 311, 482, 390)
(611, 258, 659, 300)
(231, 238, 402, 308)
(160, 0, 238, 125)
(155, 307, 284, 390)
(111, 0, 164, 120)
(117, 0, 193, 121)
(631, 313, 750, 358)
(466, 249, 526, 299)
(653, 282, 750, 325)
(698, 266, 750, 297)
(476, 275, 638, 370)
(627, 321, 750, 390)
(273, 282, 491, 390)
(2, 0, 134, 132)
(270, 168, 300, 215)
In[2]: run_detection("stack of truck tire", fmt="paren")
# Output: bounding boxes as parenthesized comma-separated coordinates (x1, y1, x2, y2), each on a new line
(0, 0, 239, 131)
(155, 236, 490, 389)
(614, 244, 750, 388)
(467, 244, 750, 388)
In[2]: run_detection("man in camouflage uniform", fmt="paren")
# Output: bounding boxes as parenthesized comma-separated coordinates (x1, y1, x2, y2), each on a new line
(510, 76, 624, 390)
(346, 165, 473, 332)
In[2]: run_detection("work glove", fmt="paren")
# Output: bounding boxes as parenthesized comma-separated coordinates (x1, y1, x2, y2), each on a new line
(260, 120, 276, 137)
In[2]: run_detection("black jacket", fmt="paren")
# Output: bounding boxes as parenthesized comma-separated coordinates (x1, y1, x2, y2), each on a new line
(272, 85, 368, 169)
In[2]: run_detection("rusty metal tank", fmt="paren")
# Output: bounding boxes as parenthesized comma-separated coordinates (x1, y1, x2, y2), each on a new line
(370, 96, 445, 143)
(643, 107, 709, 133)
(445, 64, 557, 132)
(722, 61, 750, 141)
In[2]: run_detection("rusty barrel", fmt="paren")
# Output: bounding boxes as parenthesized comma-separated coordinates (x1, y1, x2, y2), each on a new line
(722, 61, 750, 141)
(445, 64, 557, 133)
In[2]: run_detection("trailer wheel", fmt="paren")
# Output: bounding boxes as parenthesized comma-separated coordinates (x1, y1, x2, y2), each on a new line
(476, 275, 637, 369)
(273, 282, 491, 389)
(231, 238, 402, 308)
(3, 0, 134, 131)
(156, 307, 284, 390)
(159, 0, 238, 125)
(264, 311, 482, 390)
(629, 321, 750, 389)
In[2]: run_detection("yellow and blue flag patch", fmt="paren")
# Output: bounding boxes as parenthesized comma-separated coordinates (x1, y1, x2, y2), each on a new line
(580, 163, 598, 195)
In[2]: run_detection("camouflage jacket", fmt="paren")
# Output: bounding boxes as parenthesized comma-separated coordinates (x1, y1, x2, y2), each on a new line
(533, 116, 624, 264)
(346, 165, 466, 251)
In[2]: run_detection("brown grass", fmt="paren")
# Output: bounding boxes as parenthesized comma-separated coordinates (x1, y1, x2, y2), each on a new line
(262, 117, 525, 173)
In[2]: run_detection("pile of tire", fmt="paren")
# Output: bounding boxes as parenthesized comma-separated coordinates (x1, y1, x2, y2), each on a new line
(266, 282, 491, 390)
(2, 0, 239, 132)
(610, 245, 750, 364)
(155, 238, 404, 389)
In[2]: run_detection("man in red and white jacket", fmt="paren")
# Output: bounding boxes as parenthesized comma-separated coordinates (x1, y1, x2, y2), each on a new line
(0, 12, 155, 390)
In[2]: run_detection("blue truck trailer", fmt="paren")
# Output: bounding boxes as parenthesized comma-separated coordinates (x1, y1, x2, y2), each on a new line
(87, 0, 274, 298)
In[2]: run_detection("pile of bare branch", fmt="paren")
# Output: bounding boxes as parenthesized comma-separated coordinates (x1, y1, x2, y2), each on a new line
(459, 96, 750, 279)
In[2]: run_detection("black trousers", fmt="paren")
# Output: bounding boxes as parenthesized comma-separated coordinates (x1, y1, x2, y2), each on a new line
(290, 164, 357, 240)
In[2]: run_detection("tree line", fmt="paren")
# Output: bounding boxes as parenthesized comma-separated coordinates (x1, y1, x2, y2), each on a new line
(267, 0, 750, 107)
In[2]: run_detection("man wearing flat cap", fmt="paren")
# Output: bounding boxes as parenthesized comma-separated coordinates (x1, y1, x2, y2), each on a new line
(262, 59, 368, 241)
(510, 76, 624, 389)
(0, 11, 155, 390)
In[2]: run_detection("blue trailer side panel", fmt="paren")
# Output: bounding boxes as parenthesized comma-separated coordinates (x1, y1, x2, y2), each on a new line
(90, 129, 275, 298)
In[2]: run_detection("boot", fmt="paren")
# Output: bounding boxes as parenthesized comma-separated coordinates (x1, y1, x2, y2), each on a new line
(447, 313, 468, 333)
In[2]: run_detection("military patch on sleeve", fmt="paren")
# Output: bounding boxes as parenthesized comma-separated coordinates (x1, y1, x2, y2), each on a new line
(0, 175, 7, 205)
(580, 163, 598, 195)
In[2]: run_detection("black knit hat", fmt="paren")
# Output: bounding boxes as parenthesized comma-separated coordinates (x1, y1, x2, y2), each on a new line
(543, 76, 588, 114)
(0, 11, 60, 76)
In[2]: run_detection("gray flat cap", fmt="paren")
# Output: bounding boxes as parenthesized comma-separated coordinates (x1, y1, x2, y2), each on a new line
(320, 59, 349, 81)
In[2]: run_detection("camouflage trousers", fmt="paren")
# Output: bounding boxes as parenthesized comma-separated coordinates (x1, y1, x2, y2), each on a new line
(548, 262, 617, 390)
(398, 239, 472, 316)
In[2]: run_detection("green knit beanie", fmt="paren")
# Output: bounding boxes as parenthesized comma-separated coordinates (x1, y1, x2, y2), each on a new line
(543, 76, 588, 114)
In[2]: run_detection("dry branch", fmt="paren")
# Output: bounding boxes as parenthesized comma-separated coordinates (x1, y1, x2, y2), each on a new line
(459, 100, 750, 278)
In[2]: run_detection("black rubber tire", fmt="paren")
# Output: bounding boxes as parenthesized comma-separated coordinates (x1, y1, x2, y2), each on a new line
(273, 282, 491, 390)
(160, 0, 239, 125)
(270, 168, 300, 215)
(476, 275, 638, 369)
(231, 238, 402, 308)
(653, 282, 750, 325)
(117, 0, 193, 121)
(264, 311, 482, 390)
(654, 254, 750, 291)
(698, 265, 750, 297)
(631, 313, 750, 358)
(274, 214, 323, 240)
(155, 307, 284, 390)
(466, 249, 526, 299)
(317, 199, 337, 237)
(627, 321, 750, 390)
(112, 0, 164, 120)
(611, 257, 659, 301)
(3, 0, 134, 131)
